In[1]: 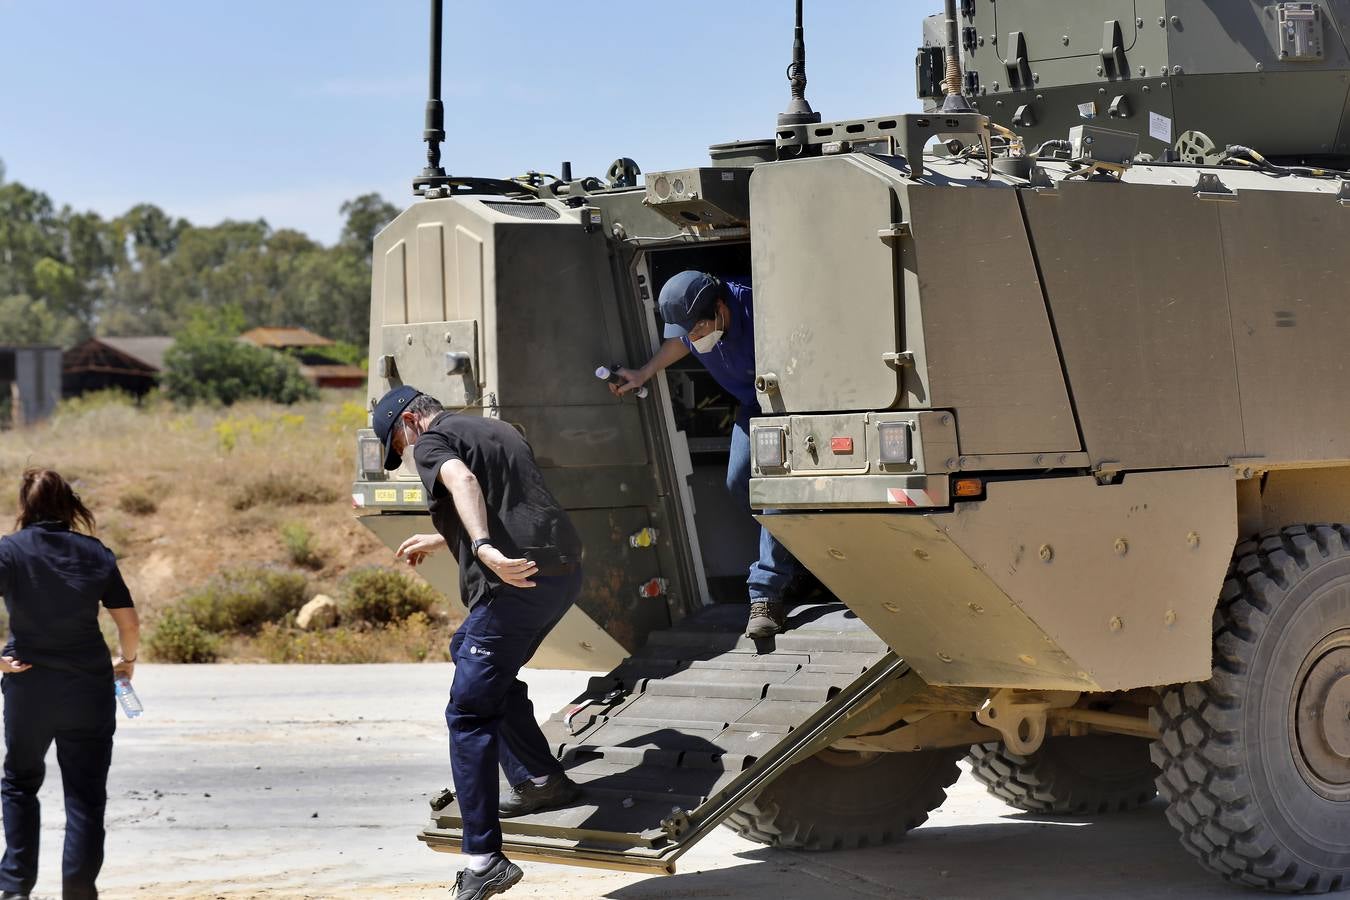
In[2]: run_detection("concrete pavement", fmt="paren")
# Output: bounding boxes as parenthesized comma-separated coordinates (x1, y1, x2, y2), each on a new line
(9, 664, 1256, 899)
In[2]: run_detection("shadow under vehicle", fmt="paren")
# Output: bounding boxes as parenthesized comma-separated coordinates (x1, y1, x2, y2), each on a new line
(353, 0, 1350, 891)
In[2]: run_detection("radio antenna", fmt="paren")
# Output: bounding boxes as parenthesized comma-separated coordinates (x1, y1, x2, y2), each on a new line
(941, 0, 975, 113)
(777, 0, 821, 127)
(414, 0, 448, 195)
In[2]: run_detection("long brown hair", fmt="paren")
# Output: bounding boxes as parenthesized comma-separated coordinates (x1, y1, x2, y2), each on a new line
(15, 468, 96, 534)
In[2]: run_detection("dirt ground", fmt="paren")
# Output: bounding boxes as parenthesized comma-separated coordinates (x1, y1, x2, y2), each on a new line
(0, 394, 394, 625)
(7, 664, 1262, 900)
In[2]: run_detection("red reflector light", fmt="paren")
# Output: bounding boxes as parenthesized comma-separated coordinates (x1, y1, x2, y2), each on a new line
(953, 477, 984, 498)
(830, 437, 854, 454)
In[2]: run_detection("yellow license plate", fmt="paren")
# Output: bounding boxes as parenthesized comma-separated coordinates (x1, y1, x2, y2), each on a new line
(374, 488, 398, 503)
(402, 488, 423, 504)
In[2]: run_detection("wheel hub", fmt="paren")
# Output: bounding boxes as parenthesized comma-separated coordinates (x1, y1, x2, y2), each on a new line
(1292, 631, 1350, 800)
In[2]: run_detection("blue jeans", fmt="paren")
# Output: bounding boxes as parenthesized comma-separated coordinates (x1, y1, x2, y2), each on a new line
(445, 568, 582, 854)
(1, 667, 115, 900)
(729, 414, 800, 602)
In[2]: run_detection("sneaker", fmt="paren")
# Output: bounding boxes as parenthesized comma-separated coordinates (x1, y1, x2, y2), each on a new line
(498, 773, 582, 818)
(745, 599, 786, 638)
(454, 854, 523, 900)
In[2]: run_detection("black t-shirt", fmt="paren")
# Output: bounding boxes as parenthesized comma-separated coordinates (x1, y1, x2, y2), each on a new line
(413, 412, 582, 609)
(0, 522, 134, 675)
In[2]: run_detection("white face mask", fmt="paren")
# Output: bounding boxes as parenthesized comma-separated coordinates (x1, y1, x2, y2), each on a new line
(691, 310, 724, 353)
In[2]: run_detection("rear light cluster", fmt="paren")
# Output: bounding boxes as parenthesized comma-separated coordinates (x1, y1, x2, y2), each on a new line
(754, 427, 787, 469)
(877, 423, 913, 465)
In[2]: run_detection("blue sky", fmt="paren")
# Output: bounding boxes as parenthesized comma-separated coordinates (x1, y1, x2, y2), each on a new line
(0, 1, 926, 244)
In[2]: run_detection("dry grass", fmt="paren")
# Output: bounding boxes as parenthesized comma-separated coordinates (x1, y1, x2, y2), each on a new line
(0, 392, 450, 661)
(253, 612, 454, 664)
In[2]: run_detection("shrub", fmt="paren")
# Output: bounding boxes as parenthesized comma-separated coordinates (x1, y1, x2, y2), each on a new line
(176, 566, 309, 635)
(117, 489, 158, 516)
(146, 609, 220, 663)
(256, 613, 446, 664)
(339, 567, 440, 625)
(163, 334, 317, 407)
(280, 522, 322, 569)
(230, 472, 338, 511)
(55, 389, 137, 419)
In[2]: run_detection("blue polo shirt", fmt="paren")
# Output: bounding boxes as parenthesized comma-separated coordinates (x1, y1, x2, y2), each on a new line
(681, 278, 760, 415)
(0, 523, 133, 674)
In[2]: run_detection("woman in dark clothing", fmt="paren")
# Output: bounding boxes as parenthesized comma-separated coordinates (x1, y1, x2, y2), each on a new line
(0, 469, 139, 900)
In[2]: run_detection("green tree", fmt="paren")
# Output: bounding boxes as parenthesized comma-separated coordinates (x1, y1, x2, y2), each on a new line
(339, 193, 399, 259)
(0, 294, 83, 346)
(163, 333, 317, 406)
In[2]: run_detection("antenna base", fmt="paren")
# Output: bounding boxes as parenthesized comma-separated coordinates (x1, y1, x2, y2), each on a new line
(941, 93, 976, 114)
(778, 103, 822, 127)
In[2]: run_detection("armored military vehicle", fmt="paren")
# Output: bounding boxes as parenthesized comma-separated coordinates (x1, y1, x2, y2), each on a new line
(353, 0, 1350, 890)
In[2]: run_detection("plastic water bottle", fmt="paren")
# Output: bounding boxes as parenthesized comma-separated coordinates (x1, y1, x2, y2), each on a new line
(596, 365, 648, 399)
(114, 677, 143, 718)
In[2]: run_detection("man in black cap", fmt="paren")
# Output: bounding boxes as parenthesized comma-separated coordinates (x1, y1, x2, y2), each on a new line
(372, 385, 583, 900)
(609, 270, 801, 638)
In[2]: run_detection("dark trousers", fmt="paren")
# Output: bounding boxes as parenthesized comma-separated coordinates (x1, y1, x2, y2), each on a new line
(1, 667, 115, 900)
(446, 567, 582, 855)
(728, 412, 800, 601)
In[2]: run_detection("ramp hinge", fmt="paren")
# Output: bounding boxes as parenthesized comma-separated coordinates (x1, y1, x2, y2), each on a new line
(882, 351, 915, 369)
(660, 808, 691, 839)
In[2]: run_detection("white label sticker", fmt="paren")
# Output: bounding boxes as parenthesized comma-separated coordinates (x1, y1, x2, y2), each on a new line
(1077, 101, 1097, 119)
(1150, 111, 1173, 144)
(721, 171, 735, 181)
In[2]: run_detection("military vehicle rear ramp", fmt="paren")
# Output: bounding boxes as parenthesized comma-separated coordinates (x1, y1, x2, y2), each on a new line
(418, 603, 957, 874)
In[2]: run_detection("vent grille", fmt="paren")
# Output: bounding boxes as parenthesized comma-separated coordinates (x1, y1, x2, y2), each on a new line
(482, 201, 561, 220)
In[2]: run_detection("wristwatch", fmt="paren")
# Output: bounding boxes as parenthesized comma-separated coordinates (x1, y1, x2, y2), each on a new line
(471, 538, 494, 559)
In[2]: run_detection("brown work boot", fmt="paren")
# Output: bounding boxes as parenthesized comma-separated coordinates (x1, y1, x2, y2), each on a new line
(745, 599, 786, 638)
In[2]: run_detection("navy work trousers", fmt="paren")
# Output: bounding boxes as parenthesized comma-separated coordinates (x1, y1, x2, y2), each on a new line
(727, 412, 800, 601)
(0, 667, 115, 900)
(446, 567, 582, 855)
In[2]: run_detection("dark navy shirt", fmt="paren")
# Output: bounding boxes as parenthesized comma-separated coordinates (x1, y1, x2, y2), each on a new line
(0, 523, 133, 674)
(413, 413, 582, 610)
(680, 278, 760, 415)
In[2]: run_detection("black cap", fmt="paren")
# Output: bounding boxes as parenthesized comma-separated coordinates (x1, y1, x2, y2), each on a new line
(372, 385, 422, 470)
(659, 271, 720, 339)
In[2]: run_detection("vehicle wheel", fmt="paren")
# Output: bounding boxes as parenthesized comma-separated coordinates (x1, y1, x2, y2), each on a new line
(724, 747, 962, 850)
(967, 735, 1157, 814)
(1152, 525, 1350, 892)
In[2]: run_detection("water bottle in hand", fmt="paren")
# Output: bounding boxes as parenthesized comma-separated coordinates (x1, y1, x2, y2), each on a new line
(114, 677, 143, 718)
(596, 364, 648, 399)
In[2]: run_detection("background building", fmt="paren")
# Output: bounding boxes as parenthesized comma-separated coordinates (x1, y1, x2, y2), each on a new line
(63, 336, 175, 398)
(1, 346, 63, 427)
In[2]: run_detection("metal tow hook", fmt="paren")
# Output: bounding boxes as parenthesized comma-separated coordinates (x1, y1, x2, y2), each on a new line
(804, 433, 818, 462)
(564, 685, 628, 736)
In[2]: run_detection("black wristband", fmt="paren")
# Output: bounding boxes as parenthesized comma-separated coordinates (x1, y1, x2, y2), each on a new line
(471, 538, 493, 559)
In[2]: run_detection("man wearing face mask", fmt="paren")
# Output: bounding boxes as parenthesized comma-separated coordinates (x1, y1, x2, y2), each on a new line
(610, 270, 801, 638)
(371, 385, 584, 900)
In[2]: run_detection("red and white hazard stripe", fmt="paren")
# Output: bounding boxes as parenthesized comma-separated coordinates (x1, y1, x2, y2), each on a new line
(887, 487, 935, 507)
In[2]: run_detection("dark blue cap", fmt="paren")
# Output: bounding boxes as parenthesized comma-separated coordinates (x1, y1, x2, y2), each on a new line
(659, 271, 720, 339)
(373, 385, 422, 470)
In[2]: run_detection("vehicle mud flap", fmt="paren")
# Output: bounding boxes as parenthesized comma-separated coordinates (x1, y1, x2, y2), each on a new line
(418, 603, 916, 874)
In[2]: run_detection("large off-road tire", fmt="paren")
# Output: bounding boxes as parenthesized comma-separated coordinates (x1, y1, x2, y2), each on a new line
(724, 747, 963, 850)
(1152, 525, 1350, 893)
(967, 735, 1158, 814)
